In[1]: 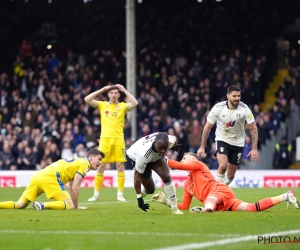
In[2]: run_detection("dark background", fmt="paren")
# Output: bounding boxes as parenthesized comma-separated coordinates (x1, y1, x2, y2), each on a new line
(1, 0, 300, 74)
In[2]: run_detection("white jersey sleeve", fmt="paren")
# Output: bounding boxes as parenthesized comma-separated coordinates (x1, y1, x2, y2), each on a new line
(206, 105, 219, 125)
(245, 107, 255, 124)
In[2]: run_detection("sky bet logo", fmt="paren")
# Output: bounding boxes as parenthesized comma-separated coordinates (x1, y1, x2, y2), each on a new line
(235, 177, 259, 187)
(225, 120, 236, 128)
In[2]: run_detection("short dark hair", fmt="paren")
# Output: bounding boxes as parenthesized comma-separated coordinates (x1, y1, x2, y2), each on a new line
(227, 85, 241, 94)
(155, 132, 169, 142)
(87, 148, 105, 158)
(107, 85, 120, 94)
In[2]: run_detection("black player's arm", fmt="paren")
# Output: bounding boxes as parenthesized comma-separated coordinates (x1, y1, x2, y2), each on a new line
(134, 169, 142, 195)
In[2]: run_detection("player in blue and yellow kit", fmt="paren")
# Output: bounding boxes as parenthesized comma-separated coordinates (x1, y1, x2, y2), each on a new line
(0, 148, 104, 210)
(84, 84, 138, 202)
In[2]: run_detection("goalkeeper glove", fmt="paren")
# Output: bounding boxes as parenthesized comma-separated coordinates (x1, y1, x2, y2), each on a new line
(151, 191, 167, 204)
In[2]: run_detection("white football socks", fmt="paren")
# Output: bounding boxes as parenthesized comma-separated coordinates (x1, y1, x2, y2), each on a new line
(216, 173, 225, 183)
(93, 191, 100, 197)
(164, 181, 178, 209)
(279, 193, 288, 202)
(224, 172, 234, 185)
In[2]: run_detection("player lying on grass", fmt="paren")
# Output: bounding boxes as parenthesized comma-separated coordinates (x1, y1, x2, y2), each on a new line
(152, 152, 299, 213)
(0, 148, 104, 210)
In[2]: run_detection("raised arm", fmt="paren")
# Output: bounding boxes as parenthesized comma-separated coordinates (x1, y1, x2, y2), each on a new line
(84, 86, 111, 108)
(115, 84, 138, 111)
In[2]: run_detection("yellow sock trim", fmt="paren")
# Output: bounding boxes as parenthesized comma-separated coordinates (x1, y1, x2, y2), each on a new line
(44, 201, 70, 210)
(0, 201, 18, 209)
(94, 173, 104, 192)
(117, 172, 125, 192)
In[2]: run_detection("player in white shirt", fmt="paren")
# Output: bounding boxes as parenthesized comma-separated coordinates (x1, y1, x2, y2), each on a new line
(127, 132, 183, 214)
(197, 85, 259, 184)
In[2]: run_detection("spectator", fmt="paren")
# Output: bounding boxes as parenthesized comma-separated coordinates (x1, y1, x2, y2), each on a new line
(241, 134, 253, 164)
(270, 104, 282, 130)
(48, 143, 60, 163)
(174, 121, 189, 161)
(74, 143, 87, 158)
(278, 98, 290, 121)
(61, 141, 73, 159)
(72, 125, 85, 148)
(84, 125, 98, 149)
(273, 137, 292, 169)
(207, 142, 218, 170)
(21, 112, 36, 130)
(187, 119, 203, 154)
(48, 52, 61, 74)
(0, 142, 17, 170)
(18, 146, 37, 170)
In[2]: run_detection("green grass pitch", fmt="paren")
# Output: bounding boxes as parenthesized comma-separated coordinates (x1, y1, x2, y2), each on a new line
(0, 187, 299, 250)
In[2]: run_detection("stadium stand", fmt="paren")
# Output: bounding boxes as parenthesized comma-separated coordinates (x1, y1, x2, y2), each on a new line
(0, 0, 299, 170)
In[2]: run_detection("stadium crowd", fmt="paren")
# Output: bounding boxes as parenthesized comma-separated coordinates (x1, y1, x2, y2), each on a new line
(0, 0, 299, 170)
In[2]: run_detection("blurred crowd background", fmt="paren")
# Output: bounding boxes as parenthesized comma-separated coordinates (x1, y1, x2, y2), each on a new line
(0, 0, 299, 170)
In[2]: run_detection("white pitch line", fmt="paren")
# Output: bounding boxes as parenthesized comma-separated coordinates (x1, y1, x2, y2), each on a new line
(0, 230, 200, 237)
(81, 201, 131, 205)
(80, 198, 180, 205)
(151, 229, 300, 250)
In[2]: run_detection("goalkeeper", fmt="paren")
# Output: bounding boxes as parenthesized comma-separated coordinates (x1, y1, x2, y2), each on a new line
(152, 152, 299, 212)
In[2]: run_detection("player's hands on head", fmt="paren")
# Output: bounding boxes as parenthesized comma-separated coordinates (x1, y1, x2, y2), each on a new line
(115, 84, 125, 92)
(104, 85, 112, 92)
(137, 197, 150, 212)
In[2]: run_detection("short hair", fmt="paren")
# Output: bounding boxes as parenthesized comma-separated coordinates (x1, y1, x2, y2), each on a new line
(107, 85, 120, 94)
(155, 132, 169, 142)
(227, 85, 241, 94)
(184, 152, 199, 160)
(87, 148, 105, 158)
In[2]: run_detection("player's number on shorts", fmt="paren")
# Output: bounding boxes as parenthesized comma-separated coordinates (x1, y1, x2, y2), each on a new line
(237, 153, 241, 163)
